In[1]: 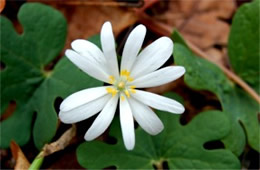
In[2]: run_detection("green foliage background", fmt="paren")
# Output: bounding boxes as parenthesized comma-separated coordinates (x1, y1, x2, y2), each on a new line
(0, 1, 259, 169)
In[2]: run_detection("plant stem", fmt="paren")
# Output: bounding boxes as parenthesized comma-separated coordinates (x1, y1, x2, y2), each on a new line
(28, 151, 44, 170)
(156, 162, 164, 170)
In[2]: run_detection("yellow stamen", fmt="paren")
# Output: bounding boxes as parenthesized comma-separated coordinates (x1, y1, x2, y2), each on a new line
(124, 90, 130, 98)
(106, 87, 117, 97)
(127, 77, 134, 82)
(130, 89, 136, 93)
(120, 70, 134, 82)
(109, 75, 115, 84)
(120, 70, 130, 77)
(129, 85, 136, 93)
(130, 85, 136, 89)
(108, 70, 136, 98)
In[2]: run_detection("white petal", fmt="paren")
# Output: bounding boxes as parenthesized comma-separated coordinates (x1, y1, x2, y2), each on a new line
(121, 24, 146, 71)
(132, 90, 185, 114)
(65, 49, 110, 83)
(59, 94, 111, 124)
(130, 66, 185, 88)
(128, 98, 164, 135)
(120, 96, 135, 150)
(71, 39, 110, 75)
(130, 37, 173, 78)
(60, 86, 108, 112)
(71, 39, 107, 68)
(84, 95, 118, 141)
(101, 22, 119, 77)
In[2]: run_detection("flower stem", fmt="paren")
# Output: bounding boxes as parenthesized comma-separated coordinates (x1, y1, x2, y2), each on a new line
(28, 151, 44, 170)
(155, 162, 163, 170)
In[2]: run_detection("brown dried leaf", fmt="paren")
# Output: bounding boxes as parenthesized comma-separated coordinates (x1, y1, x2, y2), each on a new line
(64, 5, 137, 49)
(181, 14, 230, 49)
(0, 0, 6, 13)
(154, 0, 236, 49)
(42, 124, 76, 157)
(144, 0, 236, 69)
(204, 47, 228, 66)
(10, 141, 30, 170)
(31, 0, 138, 51)
(0, 101, 16, 121)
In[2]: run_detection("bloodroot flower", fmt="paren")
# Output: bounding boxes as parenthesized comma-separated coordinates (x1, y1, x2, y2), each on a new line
(59, 22, 185, 150)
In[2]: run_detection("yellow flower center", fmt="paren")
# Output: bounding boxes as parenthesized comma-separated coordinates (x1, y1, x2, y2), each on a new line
(106, 69, 136, 100)
(118, 81, 125, 90)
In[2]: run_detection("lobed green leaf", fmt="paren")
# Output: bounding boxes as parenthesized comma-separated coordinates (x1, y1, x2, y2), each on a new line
(0, 3, 102, 149)
(173, 32, 260, 155)
(77, 93, 240, 169)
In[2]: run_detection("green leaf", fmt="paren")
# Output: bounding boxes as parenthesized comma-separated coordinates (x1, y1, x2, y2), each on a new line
(77, 93, 239, 169)
(88, 35, 101, 49)
(171, 30, 188, 48)
(228, 0, 260, 93)
(0, 3, 102, 149)
(173, 42, 259, 155)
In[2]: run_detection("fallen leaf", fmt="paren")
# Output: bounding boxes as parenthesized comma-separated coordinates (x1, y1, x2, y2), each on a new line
(204, 47, 229, 67)
(29, 0, 138, 51)
(144, 0, 236, 69)
(63, 5, 137, 50)
(154, 0, 236, 49)
(181, 14, 230, 49)
(10, 141, 30, 170)
(0, 0, 6, 13)
(0, 101, 16, 121)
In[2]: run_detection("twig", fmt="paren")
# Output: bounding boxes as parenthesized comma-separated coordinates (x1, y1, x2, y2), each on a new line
(137, 13, 260, 104)
(29, 0, 144, 8)
(135, 0, 159, 14)
(187, 41, 260, 104)
(28, 125, 77, 170)
(42, 124, 76, 156)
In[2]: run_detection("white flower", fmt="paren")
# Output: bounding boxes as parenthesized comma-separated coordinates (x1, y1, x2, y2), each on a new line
(59, 21, 185, 150)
